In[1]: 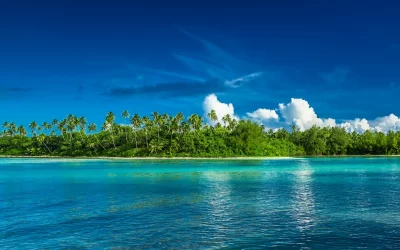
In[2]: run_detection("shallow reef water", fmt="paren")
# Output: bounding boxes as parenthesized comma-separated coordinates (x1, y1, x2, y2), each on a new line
(1, 157, 400, 249)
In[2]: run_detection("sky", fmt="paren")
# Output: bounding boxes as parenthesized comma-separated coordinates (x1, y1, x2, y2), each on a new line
(1, 0, 400, 132)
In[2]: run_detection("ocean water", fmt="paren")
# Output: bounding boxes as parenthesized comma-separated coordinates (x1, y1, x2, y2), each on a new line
(1, 157, 400, 249)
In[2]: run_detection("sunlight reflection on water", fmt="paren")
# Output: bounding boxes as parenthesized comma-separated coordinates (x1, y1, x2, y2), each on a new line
(292, 159, 316, 232)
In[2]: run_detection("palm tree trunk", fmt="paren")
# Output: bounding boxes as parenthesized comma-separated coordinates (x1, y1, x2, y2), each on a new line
(79, 130, 85, 141)
(134, 129, 138, 149)
(95, 134, 106, 150)
(125, 127, 128, 145)
(110, 127, 116, 149)
(43, 142, 52, 154)
(170, 131, 173, 155)
(145, 129, 148, 149)
(155, 126, 160, 154)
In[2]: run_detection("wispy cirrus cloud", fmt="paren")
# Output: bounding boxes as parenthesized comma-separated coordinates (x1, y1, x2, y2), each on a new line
(178, 29, 248, 69)
(128, 65, 206, 82)
(224, 72, 264, 88)
(172, 54, 231, 79)
(101, 30, 274, 100)
(174, 29, 265, 88)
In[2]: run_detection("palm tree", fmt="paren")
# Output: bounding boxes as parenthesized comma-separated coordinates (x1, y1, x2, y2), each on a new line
(105, 112, 117, 149)
(161, 113, 169, 131)
(188, 114, 196, 131)
(122, 110, 130, 144)
(2, 122, 9, 136)
(189, 114, 202, 131)
(151, 111, 160, 142)
(130, 114, 141, 149)
(151, 112, 163, 154)
(291, 124, 297, 135)
(168, 115, 181, 154)
(180, 121, 190, 134)
(222, 114, 232, 128)
(207, 109, 218, 125)
(52, 119, 58, 126)
(66, 115, 77, 144)
(78, 116, 87, 141)
(51, 119, 58, 135)
(88, 123, 106, 150)
(45, 122, 52, 135)
(29, 121, 38, 137)
(41, 122, 48, 135)
(149, 139, 164, 154)
(142, 116, 151, 149)
(175, 112, 184, 134)
(9, 122, 17, 137)
(57, 119, 66, 137)
(37, 133, 52, 154)
(227, 118, 237, 131)
(18, 125, 27, 137)
(196, 116, 204, 131)
(207, 110, 218, 143)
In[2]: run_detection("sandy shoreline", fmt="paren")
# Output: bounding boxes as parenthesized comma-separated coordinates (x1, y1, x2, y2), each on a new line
(0, 155, 294, 160)
(0, 155, 399, 161)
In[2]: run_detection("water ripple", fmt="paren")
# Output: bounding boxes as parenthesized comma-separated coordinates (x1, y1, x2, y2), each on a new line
(1, 158, 400, 248)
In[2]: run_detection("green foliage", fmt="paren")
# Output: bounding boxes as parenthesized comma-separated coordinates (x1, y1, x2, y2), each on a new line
(1, 110, 400, 157)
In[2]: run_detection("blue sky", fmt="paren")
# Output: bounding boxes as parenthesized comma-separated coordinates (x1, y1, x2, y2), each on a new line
(1, 0, 400, 127)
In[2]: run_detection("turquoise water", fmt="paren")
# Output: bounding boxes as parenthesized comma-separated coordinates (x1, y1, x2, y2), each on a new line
(1, 157, 400, 249)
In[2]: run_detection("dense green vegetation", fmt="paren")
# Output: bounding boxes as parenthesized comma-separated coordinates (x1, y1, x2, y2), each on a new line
(1, 110, 400, 157)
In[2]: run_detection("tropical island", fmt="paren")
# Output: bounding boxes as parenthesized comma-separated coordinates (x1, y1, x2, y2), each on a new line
(0, 110, 399, 158)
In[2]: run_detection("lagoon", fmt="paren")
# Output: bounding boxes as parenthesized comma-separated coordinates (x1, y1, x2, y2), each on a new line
(1, 157, 400, 248)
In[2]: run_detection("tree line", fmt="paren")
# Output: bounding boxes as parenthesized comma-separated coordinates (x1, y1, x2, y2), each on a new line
(1, 110, 399, 157)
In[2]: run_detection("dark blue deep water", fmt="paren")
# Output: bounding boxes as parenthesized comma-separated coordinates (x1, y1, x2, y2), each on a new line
(1, 157, 400, 249)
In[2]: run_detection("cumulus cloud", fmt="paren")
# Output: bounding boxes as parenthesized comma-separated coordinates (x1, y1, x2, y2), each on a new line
(278, 99, 400, 133)
(278, 98, 336, 131)
(370, 114, 400, 132)
(339, 118, 370, 134)
(203, 94, 238, 124)
(339, 115, 400, 134)
(202, 94, 400, 134)
(247, 108, 279, 121)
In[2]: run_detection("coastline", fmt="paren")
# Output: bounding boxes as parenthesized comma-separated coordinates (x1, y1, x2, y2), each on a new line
(0, 155, 399, 161)
(0, 155, 294, 160)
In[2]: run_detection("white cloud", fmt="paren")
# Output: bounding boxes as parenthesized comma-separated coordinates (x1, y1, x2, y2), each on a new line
(370, 114, 400, 133)
(339, 118, 370, 134)
(278, 98, 336, 131)
(247, 108, 279, 121)
(224, 72, 263, 88)
(277, 98, 400, 133)
(203, 94, 238, 124)
(340, 115, 400, 134)
(278, 98, 399, 133)
(202, 95, 400, 134)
